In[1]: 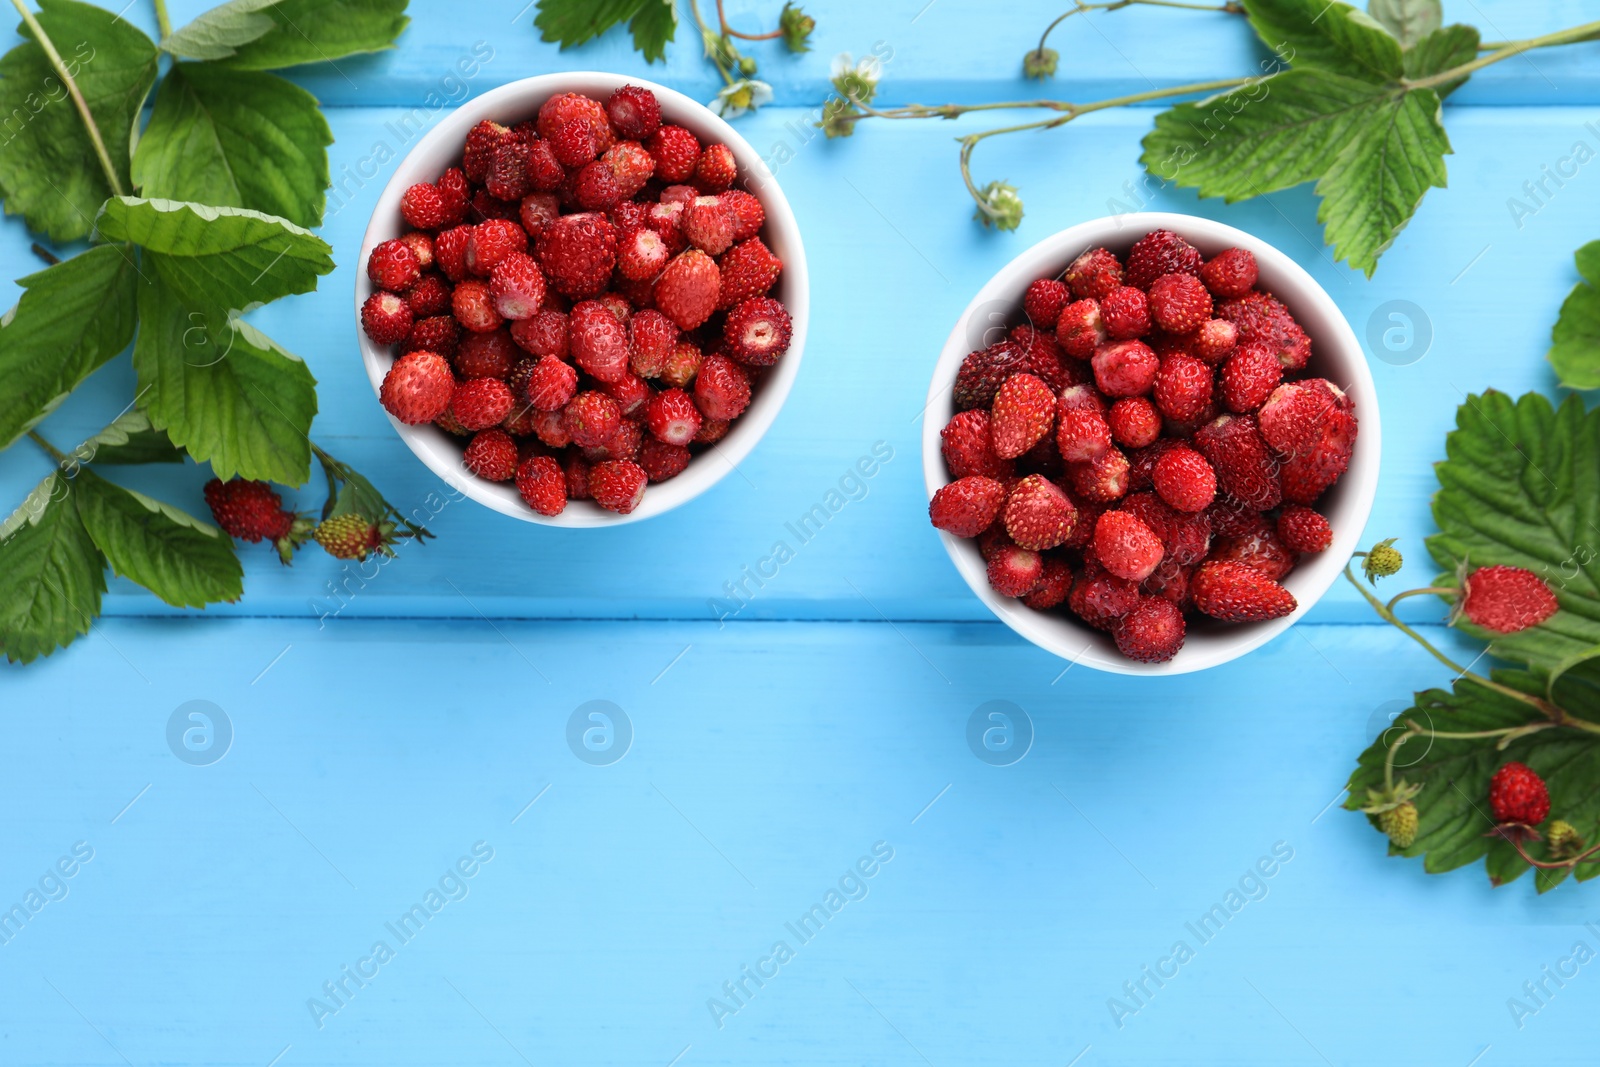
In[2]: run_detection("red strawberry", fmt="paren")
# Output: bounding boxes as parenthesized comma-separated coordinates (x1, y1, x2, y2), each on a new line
(1114, 595, 1186, 663)
(1056, 407, 1113, 463)
(203, 478, 309, 563)
(722, 296, 792, 367)
(404, 273, 451, 318)
(361, 291, 412, 344)
(524, 355, 579, 411)
(1152, 445, 1216, 513)
(990, 373, 1055, 459)
(454, 329, 516, 380)
(535, 408, 573, 448)
(1142, 559, 1195, 610)
(403, 315, 460, 358)
(683, 195, 735, 255)
(1091, 340, 1159, 398)
(1277, 505, 1332, 553)
(569, 300, 630, 383)
(525, 141, 565, 193)
(1489, 761, 1550, 826)
(987, 544, 1043, 597)
(1055, 298, 1106, 359)
(1107, 397, 1160, 448)
(488, 253, 546, 321)
(1218, 342, 1282, 413)
(602, 371, 652, 420)
(550, 116, 604, 166)
(655, 249, 722, 329)
(1460, 565, 1558, 634)
(486, 140, 533, 201)
(1217, 291, 1310, 370)
(648, 125, 700, 183)
(1094, 510, 1164, 582)
(1194, 414, 1282, 511)
(718, 237, 782, 310)
(1258, 379, 1350, 457)
(617, 225, 671, 281)
(930, 476, 1006, 538)
(573, 159, 622, 210)
(628, 309, 678, 377)
(1208, 520, 1295, 581)
(537, 212, 618, 298)
(1125, 229, 1202, 290)
(1199, 248, 1258, 299)
(1192, 318, 1238, 364)
(647, 388, 703, 446)
(693, 353, 751, 420)
(381, 350, 454, 425)
(661, 339, 703, 389)
(1067, 448, 1131, 503)
(563, 454, 591, 498)
(449, 378, 514, 431)
(1024, 278, 1071, 328)
(1207, 497, 1259, 539)
(465, 219, 527, 277)
(1065, 247, 1123, 300)
(462, 119, 511, 181)
(367, 239, 420, 292)
(603, 141, 656, 199)
(463, 429, 518, 482)
(584, 419, 642, 463)
(516, 455, 568, 516)
(941, 410, 1011, 481)
(401, 182, 460, 230)
(954, 341, 1030, 411)
(1152, 353, 1212, 422)
(639, 436, 692, 482)
(451, 280, 502, 334)
(1022, 558, 1073, 610)
(1100, 286, 1151, 339)
(1004, 475, 1077, 550)
(1191, 560, 1296, 622)
(719, 190, 764, 241)
(519, 191, 562, 237)
(511, 308, 569, 360)
(1069, 562, 1141, 630)
(590, 460, 648, 514)
(563, 391, 623, 449)
(694, 143, 737, 192)
(434, 225, 472, 282)
(606, 85, 662, 140)
(1148, 273, 1210, 334)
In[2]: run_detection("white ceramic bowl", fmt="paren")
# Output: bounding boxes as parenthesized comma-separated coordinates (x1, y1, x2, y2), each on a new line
(355, 73, 810, 526)
(921, 212, 1381, 675)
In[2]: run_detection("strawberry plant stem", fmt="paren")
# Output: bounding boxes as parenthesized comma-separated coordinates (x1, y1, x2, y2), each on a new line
(686, 0, 735, 85)
(26, 430, 66, 464)
(1385, 586, 1454, 612)
(30, 243, 59, 266)
(9, 0, 125, 198)
(1029, 0, 1243, 71)
(1507, 835, 1600, 871)
(1404, 20, 1600, 91)
(715, 0, 782, 41)
(152, 0, 170, 38)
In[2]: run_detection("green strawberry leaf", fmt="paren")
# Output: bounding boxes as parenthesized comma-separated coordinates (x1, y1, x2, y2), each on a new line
(160, 0, 280, 61)
(0, 473, 106, 664)
(1141, 69, 1451, 276)
(207, 0, 410, 70)
(1367, 0, 1441, 48)
(74, 469, 242, 609)
(1344, 669, 1600, 892)
(96, 197, 334, 310)
(1243, 0, 1402, 81)
(1427, 391, 1600, 672)
(0, 0, 158, 242)
(1548, 240, 1600, 390)
(132, 63, 332, 229)
(1401, 23, 1480, 97)
(0, 245, 138, 451)
(78, 410, 181, 465)
(535, 0, 677, 64)
(132, 276, 318, 485)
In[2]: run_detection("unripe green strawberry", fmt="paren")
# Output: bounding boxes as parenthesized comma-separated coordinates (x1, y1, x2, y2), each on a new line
(1378, 801, 1418, 849)
(314, 514, 394, 562)
(1546, 819, 1583, 859)
(1363, 538, 1402, 581)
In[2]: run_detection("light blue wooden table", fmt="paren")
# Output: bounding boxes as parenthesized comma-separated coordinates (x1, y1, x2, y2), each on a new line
(4, 2, 1600, 1064)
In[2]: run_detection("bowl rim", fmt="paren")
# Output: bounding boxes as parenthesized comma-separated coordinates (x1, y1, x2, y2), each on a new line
(920, 211, 1382, 676)
(354, 71, 810, 527)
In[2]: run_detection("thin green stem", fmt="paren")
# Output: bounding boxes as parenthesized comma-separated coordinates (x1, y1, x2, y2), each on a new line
(27, 430, 66, 464)
(1032, 0, 1244, 67)
(685, 0, 736, 84)
(1406, 20, 1600, 91)
(857, 76, 1252, 125)
(152, 0, 170, 39)
(30, 243, 59, 266)
(1386, 586, 1454, 613)
(1507, 835, 1600, 871)
(9, 0, 124, 198)
(715, 0, 781, 40)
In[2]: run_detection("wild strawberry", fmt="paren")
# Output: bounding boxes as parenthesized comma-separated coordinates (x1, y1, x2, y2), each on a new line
(1460, 565, 1559, 634)
(1207, 497, 1258, 538)
(485, 140, 533, 201)
(1003, 475, 1077, 550)
(1069, 562, 1141, 629)
(1092, 340, 1159, 398)
(1142, 558, 1195, 609)
(1058, 383, 1106, 415)
(606, 84, 662, 140)
(454, 329, 517, 380)
(314, 514, 392, 562)
(602, 372, 652, 420)
(930, 476, 1006, 538)
(203, 478, 309, 563)
(638, 436, 691, 482)
(1191, 560, 1295, 622)
(694, 416, 730, 444)
(1258, 379, 1350, 457)
(401, 182, 458, 230)
(719, 190, 765, 241)
(367, 239, 420, 292)
(1054, 298, 1106, 360)
(694, 143, 737, 192)
(1100, 286, 1150, 339)
(510, 308, 569, 360)
(462, 119, 511, 182)
(525, 140, 566, 193)
(361, 291, 413, 344)
(508, 455, 563, 515)
(381, 350, 454, 424)
(646, 388, 702, 446)
(1152, 353, 1212, 422)
(1022, 558, 1073, 610)
(684, 196, 735, 255)
(1065, 247, 1123, 300)
(660, 184, 699, 210)
(584, 419, 642, 463)
(648, 125, 700, 183)
(501, 403, 541, 437)
(1148, 272, 1212, 334)
(451, 280, 502, 334)
(618, 225, 671, 281)
(450, 377, 514, 431)
(486, 253, 546, 321)
(1489, 761, 1550, 826)
(628, 309, 678, 377)
(522, 356, 577, 412)
(1114, 596, 1185, 663)
(573, 159, 623, 210)
(1218, 291, 1310, 370)
(655, 249, 721, 329)
(988, 543, 1043, 597)
(537, 212, 618, 298)
(434, 225, 473, 282)
(1056, 408, 1113, 463)
(661, 339, 703, 389)
(953, 341, 1027, 410)
(1024, 278, 1071, 328)
(694, 353, 751, 420)
(471, 189, 518, 223)
(1125, 229, 1202, 290)
(403, 315, 460, 358)
(465, 219, 526, 277)
(648, 198, 687, 236)
(1279, 434, 1354, 505)
(1152, 445, 1216, 513)
(1218, 342, 1282, 413)
(723, 296, 792, 367)
(462, 429, 519, 482)
(399, 230, 435, 270)
(1208, 520, 1295, 580)
(1199, 247, 1258, 298)
(403, 273, 451, 318)
(603, 141, 656, 198)
(990, 374, 1055, 459)
(940, 410, 1009, 480)
(550, 116, 604, 166)
(1277, 505, 1332, 553)
(560, 390, 621, 449)
(590, 460, 648, 514)
(1094, 510, 1164, 582)
(568, 300, 630, 383)
(1068, 448, 1130, 503)
(1107, 397, 1160, 448)
(1192, 318, 1238, 364)
(1194, 415, 1282, 511)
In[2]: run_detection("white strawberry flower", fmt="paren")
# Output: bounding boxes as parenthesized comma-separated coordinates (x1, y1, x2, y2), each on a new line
(709, 79, 773, 120)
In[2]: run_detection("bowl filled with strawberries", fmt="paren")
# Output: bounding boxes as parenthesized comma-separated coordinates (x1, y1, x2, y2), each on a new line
(922, 213, 1379, 674)
(356, 73, 808, 524)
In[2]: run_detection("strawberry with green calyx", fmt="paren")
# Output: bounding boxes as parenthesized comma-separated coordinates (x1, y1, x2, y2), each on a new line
(308, 444, 433, 563)
(314, 514, 398, 562)
(1360, 538, 1402, 582)
(203, 478, 313, 565)
(1546, 820, 1584, 860)
(1360, 778, 1423, 852)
